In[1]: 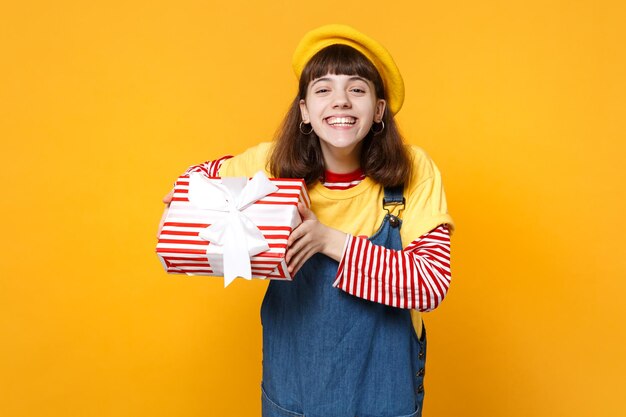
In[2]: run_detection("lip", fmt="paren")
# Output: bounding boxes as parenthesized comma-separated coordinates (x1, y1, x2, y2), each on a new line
(324, 114, 356, 120)
(324, 115, 358, 127)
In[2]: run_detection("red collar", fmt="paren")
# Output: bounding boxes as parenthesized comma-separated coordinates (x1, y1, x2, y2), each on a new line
(324, 168, 364, 183)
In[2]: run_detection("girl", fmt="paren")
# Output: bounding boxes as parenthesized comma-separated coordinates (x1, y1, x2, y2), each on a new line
(162, 24, 454, 417)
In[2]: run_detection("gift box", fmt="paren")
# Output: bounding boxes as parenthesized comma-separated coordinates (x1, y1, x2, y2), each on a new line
(156, 171, 310, 287)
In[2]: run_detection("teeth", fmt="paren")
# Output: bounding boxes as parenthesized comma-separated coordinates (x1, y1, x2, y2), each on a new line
(327, 117, 356, 126)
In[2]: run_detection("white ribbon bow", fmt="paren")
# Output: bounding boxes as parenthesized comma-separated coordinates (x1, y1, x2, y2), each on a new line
(188, 171, 279, 287)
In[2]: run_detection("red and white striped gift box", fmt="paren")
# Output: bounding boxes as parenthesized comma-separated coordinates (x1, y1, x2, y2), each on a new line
(156, 173, 310, 284)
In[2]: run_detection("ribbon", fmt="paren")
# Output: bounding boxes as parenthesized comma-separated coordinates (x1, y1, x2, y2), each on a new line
(187, 171, 279, 287)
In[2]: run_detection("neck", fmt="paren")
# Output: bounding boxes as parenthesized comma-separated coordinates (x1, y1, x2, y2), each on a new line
(319, 142, 362, 174)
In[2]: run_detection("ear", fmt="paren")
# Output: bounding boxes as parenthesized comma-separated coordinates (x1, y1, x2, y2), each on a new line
(374, 99, 386, 122)
(299, 99, 309, 123)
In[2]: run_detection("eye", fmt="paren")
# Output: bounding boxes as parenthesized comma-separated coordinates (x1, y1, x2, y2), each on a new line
(315, 88, 330, 94)
(350, 87, 367, 95)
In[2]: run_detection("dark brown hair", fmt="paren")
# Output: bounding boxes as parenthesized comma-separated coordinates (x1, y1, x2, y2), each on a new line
(268, 44, 413, 188)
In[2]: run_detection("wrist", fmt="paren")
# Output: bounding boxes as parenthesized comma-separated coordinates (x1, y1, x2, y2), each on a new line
(321, 226, 347, 262)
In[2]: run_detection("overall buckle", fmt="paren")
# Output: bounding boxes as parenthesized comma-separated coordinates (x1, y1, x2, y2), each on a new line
(382, 198, 405, 228)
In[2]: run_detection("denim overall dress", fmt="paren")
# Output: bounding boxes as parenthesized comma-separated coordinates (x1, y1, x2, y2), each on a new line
(260, 186, 427, 417)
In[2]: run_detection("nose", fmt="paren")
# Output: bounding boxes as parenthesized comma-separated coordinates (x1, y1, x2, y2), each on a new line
(332, 90, 351, 108)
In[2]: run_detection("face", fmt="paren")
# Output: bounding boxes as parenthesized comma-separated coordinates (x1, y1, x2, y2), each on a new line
(299, 73, 386, 159)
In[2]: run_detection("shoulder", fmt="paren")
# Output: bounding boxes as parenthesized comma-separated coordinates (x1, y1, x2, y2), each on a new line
(233, 141, 274, 162)
(400, 144, 455, 236)
(219, 142, 274, 177)
(405, 145, 441, 191)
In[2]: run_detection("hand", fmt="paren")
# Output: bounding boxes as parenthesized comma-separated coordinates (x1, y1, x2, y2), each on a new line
(285, 203, 347, 276)
(157, 190, 174, 239)
(162, 190, 173, 204)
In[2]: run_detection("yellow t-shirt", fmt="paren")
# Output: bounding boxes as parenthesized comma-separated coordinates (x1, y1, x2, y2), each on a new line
(219, 142, 454, 337)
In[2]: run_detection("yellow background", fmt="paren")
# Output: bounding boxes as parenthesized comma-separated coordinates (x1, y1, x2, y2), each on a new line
(2, 1, 625, 416)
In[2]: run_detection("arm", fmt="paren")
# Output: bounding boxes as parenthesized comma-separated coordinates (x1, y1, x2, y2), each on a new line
(286, 205, 451, 311)
(184, 155, 233, 177)
(287, 148, 453, 310)
(157, 155, 233, 238)
(333, 225, 451, 311)
(286, 203, 348, 275)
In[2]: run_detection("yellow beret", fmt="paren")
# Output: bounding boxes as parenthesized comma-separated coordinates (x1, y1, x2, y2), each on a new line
(292, 24, 405, 115)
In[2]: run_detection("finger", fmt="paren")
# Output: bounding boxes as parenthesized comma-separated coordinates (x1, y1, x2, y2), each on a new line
(288, 253, 303, 275)
(157, 206, 169, 239)
(287, 231, 311, 258)
(297, 202, 316, 221)
(288, 222, 310, 247)
(290, 244, 316, 275)
(288, 247, 309, 275)
(163, 190, 174, 204)
(288, 240, 315, 273)
(286, 233, 308, 263)
(289, 259, 302, 276)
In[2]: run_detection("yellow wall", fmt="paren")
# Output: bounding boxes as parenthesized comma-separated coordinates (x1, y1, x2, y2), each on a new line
(2, 1, 625, 416)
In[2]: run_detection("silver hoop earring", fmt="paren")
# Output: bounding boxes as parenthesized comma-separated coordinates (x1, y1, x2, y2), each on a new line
(370, 121, 385, 135)
(299, 121, 313, 135)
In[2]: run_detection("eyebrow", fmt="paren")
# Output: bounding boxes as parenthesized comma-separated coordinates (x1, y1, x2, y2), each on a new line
(311, 76, 369, 86)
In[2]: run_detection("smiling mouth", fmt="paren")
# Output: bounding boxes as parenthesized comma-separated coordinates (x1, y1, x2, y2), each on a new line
(326, 116, 356, 126)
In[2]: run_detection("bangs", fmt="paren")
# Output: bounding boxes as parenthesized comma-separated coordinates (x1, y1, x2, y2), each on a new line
(299, 44, 385, 99)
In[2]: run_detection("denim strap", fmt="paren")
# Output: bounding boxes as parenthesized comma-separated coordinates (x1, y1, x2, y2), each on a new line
(383, 185, 405, 206)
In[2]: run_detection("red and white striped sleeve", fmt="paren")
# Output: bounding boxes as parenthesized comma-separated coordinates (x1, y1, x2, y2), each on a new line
(333, 224, 451, 311)
(184, 155, 233, 177)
